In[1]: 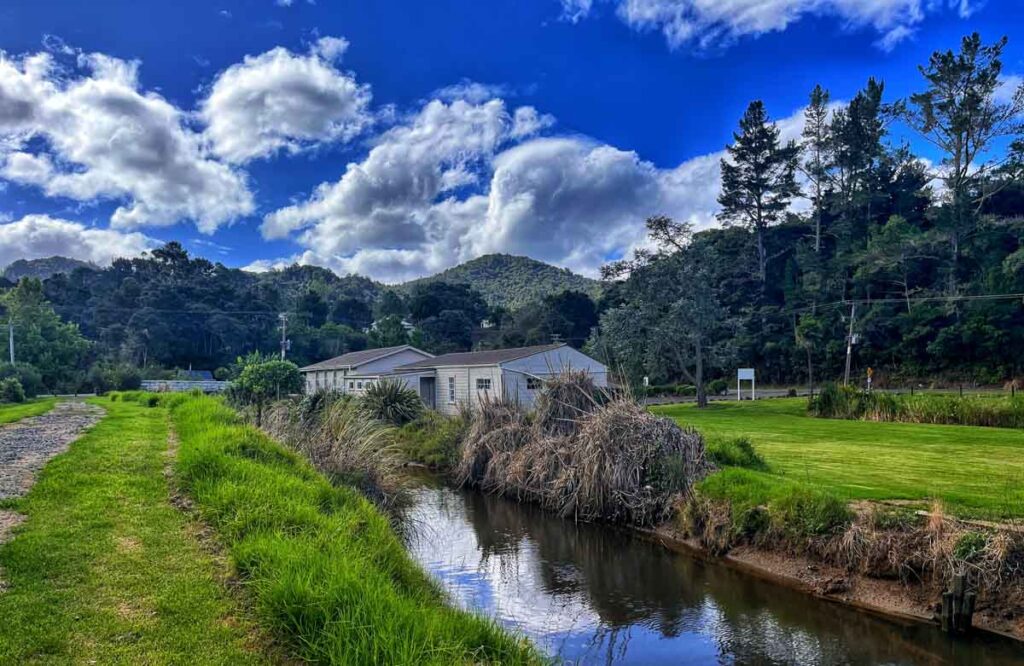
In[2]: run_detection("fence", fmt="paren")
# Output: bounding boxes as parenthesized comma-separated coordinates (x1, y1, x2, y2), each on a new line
(141, 380, 229, 393)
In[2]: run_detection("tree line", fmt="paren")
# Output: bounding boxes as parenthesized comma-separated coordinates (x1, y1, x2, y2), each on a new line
(588, 33, 1024, 404)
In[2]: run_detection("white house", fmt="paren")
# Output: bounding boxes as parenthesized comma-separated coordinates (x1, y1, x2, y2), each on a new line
(391, 343, 608, 415)
(299, 345, 433, 396)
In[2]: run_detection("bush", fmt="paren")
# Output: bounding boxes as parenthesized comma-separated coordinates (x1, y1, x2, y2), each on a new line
(706, 436, 767, 470)
(361, 378, 423, 425)
(707, 378, 729, 396)
(396, 411, 466, 469)
(87, 362, 142, 394)
(0, 362, 43, 398)
(953, 531, 989, 562)
(0, 377, 26, 403)
(810, 383, 1024, 428)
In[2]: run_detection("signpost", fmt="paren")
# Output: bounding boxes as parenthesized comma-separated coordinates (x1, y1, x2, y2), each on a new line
(737, 368, 756, 401)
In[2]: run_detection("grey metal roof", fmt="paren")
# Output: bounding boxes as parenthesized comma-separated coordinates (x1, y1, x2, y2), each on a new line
(394, 343, 565, 371)
(299, 345, 429, 372)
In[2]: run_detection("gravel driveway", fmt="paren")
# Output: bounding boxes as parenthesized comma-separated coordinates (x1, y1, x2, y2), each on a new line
(0, 400, 103, 501)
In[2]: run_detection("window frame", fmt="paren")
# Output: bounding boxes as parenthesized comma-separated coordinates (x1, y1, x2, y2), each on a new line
(448, 376, 456, 404)
(476, 377, 492, 391)
(526, 376, 543, 390)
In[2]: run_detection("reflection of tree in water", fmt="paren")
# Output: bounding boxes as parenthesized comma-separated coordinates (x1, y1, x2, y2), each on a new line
(451, 488, 1023, 666)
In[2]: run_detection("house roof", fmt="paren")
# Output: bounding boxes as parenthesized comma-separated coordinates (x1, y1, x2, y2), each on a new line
(394, 343, 565, 371)
(300, 345, 430, 372)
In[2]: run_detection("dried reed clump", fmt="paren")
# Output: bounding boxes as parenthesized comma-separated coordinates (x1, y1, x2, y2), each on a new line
(458, 374, 710, 526)
(260, 396, 409, 511)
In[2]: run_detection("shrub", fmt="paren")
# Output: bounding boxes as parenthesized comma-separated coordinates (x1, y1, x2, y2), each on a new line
(810, 383, 1024, 428)
(706, 436, 767, 470)
(145, 395, 160, 408)
(396, 411, 467, 469)
(86, 362, 142, 394)
(707, 378, 729, 396)
(0, 377, 26, 403)
(227, 358, 303, 426)
(0, 362, 43, 398)
(953, 531, 989, 562)
(361, 378, 423, 426)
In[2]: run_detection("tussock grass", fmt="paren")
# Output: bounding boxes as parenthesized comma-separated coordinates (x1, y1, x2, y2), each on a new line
(170, 395, 540, 665)
(0, 397, 56, 424)
(810, 383, 1024, 428)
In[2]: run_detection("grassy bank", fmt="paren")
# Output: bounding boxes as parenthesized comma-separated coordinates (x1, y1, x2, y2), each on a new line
(0, 397, 57, 425)
(170, 394, 539, 664)
(653, 398, 1024, 519)
(0, 399, 267, 663)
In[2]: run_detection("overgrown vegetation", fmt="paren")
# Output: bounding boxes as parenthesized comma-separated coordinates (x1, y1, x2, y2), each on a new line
(396, 410, 467, 469)
(706, 436, 767, 470)
(810, 383, 1024, 428)
(0, 377, 26, 403)
(169, 394, 539, 664)
(458, 371, 710, 525)
(0, 399, 269, 663)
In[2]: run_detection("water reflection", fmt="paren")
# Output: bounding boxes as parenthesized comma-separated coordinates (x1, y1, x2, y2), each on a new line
(405, 483, 1024, 665)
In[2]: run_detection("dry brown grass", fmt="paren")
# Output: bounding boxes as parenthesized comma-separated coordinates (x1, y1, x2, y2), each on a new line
(458, 374, 710, 526)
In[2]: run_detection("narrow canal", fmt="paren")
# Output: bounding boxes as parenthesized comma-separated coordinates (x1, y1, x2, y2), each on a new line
(405, 482, 1024, 665)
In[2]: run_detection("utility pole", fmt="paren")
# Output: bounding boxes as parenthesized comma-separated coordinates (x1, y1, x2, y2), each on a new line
(843, 301, 856, 386)
(8, 319, 14, 365)
(278, 313, 289, 360)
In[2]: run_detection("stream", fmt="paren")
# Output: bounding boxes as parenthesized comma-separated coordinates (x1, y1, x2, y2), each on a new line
(404, 481, 1024, 665)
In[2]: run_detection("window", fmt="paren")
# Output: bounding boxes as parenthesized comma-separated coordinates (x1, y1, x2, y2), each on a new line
(448, 376, 456, 403)
(357, 381, 363, 389)
(348, 381, 354, 390)
(476, 378, 492, 391)
(526, 377, 543, 390)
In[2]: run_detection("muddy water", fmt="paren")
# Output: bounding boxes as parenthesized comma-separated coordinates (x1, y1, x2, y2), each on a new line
(405, 483, 1024, 665)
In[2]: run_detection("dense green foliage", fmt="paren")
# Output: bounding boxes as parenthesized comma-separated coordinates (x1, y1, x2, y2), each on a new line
(0, 399, 270, 663)
(169, 394, 539, 664)
(396, 411, 468, 469)
(361, 378, 423, 425)
(810, 384, 1024, 428)
(705, 436, 767, 470)
(0, 377, 26, 403)
(655, 398, 1024, 519)
(227, 356, 303, 425)
(402, 253, 601, 309)
(591, 34, 1024, 388)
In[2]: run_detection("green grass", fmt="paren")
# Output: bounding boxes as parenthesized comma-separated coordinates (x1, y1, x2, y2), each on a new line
(653, 398, 1024, 520)
(170, 394, 540, 665)
(0, 398, 57, 425)
(0, 399, 268, 664)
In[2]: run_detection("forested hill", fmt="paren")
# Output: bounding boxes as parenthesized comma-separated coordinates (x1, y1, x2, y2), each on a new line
(400, 254, 601, 309)
(3, 257, 95, 282)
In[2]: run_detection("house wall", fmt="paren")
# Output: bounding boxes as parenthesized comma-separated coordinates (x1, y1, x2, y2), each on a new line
(501, 348, 609, 408)
(302, 347, 432, 395)
(432, 365, 503, 416)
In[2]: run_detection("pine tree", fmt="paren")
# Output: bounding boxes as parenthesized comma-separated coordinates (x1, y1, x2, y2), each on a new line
(718, 101, 801, 287)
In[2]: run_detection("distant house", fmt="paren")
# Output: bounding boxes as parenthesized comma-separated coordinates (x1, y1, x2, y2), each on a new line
(178, 369, 214, 381)
(391, 343, 608, 415)
(299, 345, 433, 395)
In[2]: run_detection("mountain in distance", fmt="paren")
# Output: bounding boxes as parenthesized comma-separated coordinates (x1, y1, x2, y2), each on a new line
(3, 256, 96, 282)
(401, 253, 602, 310)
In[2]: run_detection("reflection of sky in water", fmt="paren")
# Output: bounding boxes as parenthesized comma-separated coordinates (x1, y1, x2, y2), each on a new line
(404, 485, 1024, 665)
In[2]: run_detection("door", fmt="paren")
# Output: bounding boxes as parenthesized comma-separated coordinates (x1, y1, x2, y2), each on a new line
(419, 377, 436, 409)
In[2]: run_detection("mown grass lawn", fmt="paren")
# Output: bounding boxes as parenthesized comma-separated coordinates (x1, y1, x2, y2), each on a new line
(0, 399, 270, 664)
(653, 398, 1024, 520)
(0, 398, 57, 425)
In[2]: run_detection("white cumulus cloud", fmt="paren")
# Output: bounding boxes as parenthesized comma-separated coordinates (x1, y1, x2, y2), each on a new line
(0, 49, 253, 233)
(561, 0, 973, 50)
(0, 214, 157, 269)
(200, 37, 373, 163)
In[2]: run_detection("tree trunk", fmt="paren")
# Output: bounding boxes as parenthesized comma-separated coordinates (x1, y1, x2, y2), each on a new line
(695, 336, 707, 408)
(806, 345, 814, 396)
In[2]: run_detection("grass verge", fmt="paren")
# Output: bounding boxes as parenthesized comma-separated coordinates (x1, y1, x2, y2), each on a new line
(170, 394, 540, 665)
(0, 399, 267, 663)
(653, 398, 1024, 519)
(0, 397, 57, 425)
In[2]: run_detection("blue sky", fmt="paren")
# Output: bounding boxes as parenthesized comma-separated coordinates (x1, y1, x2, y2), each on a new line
(0, 0, 1020, 282)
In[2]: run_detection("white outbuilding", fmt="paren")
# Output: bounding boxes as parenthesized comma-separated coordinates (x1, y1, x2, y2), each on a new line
(299, 345, 433, 396)
(391, 343, 608, 415)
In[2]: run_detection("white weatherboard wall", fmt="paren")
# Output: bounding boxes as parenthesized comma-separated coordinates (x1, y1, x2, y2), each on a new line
(502, 346, 609, 407)
(304, 348, 432, 395)
(432, 365, 504, 416)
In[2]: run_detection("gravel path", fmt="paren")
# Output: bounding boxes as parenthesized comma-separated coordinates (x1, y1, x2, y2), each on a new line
(0, 400, 103, 501)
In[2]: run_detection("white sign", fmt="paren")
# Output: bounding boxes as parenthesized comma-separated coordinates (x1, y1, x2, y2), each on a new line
(737, 368, 755, 380)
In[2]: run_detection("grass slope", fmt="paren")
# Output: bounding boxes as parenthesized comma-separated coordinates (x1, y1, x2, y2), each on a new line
(653, 398, 1024, 519)
(170, 394, 539, 665)
(0, 398, 57, 425)
(0, 399, 266, 663)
